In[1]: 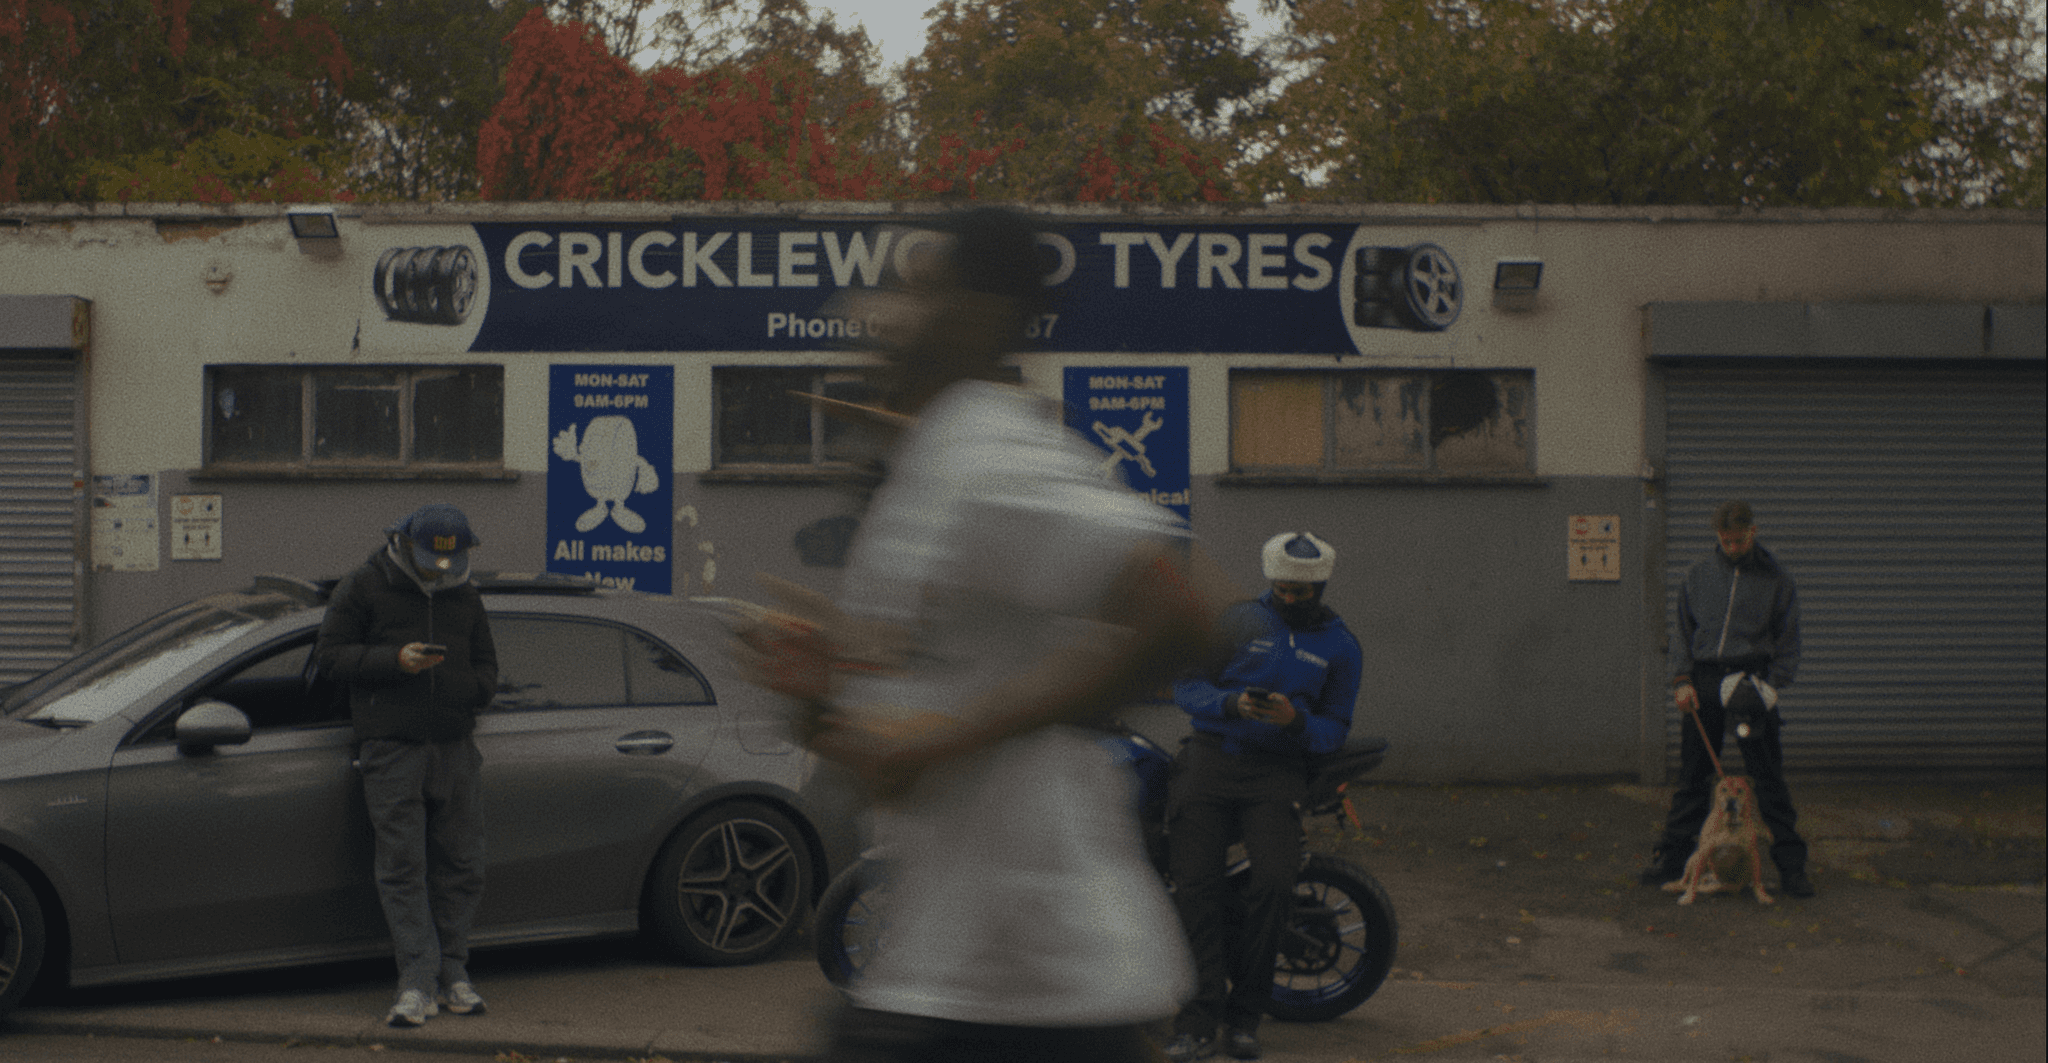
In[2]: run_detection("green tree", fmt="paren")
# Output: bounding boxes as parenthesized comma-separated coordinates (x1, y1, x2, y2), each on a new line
(898, 0, 1266, 200)
(0, 1, 80, 200)
(299, 0, 532, 200)
(4, 0, 353, 202)
(1245, 0, 2045, 207)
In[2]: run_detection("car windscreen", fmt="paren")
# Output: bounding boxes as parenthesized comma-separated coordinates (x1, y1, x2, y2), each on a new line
(1, 603, 263, 726)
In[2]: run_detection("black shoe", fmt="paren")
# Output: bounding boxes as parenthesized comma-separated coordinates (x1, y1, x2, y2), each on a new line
(1779, 867, 1816, 898)
(1223, 1026, 1262, 1060)
(1165, 1032, 1216, 1062)
(1638, 850, 1685, 886)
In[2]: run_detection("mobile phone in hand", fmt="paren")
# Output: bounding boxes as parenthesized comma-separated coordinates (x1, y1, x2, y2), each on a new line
(418, 643, 448, 656)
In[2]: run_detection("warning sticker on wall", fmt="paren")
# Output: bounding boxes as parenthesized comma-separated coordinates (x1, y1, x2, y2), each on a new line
(1568, 514, 1620, 582)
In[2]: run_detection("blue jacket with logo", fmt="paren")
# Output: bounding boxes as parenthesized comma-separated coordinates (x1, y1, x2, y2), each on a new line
(1174, 592, 1362, 757)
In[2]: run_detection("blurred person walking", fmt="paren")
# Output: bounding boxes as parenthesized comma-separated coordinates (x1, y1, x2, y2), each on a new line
(750, 207, 1227, 1063)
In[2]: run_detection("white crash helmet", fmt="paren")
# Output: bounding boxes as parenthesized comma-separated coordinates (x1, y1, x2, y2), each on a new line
(1262, 532, 1335, 584)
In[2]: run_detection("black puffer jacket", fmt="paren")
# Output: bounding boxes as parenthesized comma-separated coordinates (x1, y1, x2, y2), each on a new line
(315, 547, 499, 743)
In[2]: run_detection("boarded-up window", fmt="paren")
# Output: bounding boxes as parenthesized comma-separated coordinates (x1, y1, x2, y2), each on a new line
(1232, 370, 1533, 477)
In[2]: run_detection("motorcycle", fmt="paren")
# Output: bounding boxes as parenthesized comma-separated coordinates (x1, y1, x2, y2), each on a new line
(812, 724, 1399, 1023)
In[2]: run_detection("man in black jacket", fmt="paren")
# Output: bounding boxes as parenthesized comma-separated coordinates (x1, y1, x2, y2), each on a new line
(1640, 500, 1814, 899)
(316, 503, 499, 1027)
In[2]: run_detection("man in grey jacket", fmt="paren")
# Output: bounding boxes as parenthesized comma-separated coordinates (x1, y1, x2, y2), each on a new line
(316, 503, 499, 1025)
(1640, 500, 1814, 898)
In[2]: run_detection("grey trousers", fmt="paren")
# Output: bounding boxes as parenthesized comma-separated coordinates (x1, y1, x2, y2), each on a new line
(359, 736, 486, 995)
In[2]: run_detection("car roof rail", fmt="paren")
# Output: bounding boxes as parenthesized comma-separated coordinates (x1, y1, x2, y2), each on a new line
(473, 571, 603, 595)
(250, 574, 335, 604)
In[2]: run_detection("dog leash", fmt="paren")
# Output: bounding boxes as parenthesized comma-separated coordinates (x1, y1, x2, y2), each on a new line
(1683, 699, 1727, 780)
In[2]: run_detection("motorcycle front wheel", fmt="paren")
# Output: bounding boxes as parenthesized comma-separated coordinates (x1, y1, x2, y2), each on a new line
(814, 858, 891, 987)
(1265, 853, 1398, 1022)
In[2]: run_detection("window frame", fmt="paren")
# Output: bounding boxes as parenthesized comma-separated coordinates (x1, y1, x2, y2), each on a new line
(199, 363, 510, 481)
(1226, 367, 1540, 485)
(706, 364, 892, 482)
(484, 613, 715, 713)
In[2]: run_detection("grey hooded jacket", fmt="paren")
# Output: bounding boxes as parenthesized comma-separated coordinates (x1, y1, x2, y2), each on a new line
(1670, 542, 1803, 692)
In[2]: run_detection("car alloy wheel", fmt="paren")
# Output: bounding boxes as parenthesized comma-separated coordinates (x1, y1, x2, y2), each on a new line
(647, 801, 813, 966)
(0, 862, 49, 1019)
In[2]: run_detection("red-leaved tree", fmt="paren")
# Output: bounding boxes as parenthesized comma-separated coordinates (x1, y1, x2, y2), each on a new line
(479, 8, 905, 201)
(477, 7, 1228, 203)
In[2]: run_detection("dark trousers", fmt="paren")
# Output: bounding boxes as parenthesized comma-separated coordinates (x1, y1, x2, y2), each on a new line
(1167, 738, 1305, 1038)
(821, 1006, 1166, 1063)
(359, 736, 486, 995)
(1657, 663, 1807, 875)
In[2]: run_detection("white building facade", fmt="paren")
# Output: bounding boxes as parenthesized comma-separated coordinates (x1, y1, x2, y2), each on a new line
(3, 202, 2041, 780)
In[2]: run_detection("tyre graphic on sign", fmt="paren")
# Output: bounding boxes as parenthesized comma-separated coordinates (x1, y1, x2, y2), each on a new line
(1344, 241, 1463, 333)
(356, 226, 493, 355)
(374, 246, 478, 325)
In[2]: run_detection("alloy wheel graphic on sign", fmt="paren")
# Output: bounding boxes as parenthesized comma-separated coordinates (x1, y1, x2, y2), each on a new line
(1400, 244, 1462, 330)
(1342, 238, 1465, 339)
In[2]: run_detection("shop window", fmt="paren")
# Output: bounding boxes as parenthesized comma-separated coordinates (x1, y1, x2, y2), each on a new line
(1230, 369, 1534, 478)
(714, 366, 884, 469)
(205, 365, 503, 475)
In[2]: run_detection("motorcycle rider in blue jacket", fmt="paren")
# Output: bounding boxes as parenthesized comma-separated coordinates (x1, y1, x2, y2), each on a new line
(1166, 532, 1362, 1062)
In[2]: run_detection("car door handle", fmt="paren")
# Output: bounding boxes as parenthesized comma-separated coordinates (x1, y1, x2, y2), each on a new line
(615, 730, 674, 756)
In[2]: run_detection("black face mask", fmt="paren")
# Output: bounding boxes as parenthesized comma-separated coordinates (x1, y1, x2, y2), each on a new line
(1274, 587, 1328, 627)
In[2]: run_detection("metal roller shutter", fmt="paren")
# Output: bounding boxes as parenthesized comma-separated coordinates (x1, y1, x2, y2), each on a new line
(0, 358, 82, 685)
(1663, 363, 2047, 774)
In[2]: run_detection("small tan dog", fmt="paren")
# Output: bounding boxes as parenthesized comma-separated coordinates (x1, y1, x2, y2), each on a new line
(1664, 774, 1774, 905)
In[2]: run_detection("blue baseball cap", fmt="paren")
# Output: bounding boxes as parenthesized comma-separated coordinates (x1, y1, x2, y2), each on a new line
(387, 503, 479, 574)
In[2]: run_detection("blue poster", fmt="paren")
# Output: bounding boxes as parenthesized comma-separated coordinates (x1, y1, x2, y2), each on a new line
(547, 365, 673, 593)
(1064, 367, 1191, 524)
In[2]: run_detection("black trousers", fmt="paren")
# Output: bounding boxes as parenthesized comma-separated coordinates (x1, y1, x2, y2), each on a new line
(1657, 662, 1808, 874)
(1167, 737, 1306, 1037)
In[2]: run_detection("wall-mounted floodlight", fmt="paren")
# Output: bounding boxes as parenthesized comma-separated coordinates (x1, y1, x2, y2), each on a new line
(1492, 259, 1543, 311)
(286, 208, 340, 240)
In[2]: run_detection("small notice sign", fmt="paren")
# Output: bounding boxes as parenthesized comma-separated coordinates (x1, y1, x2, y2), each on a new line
(1568, 514, 1620, 582)
(171, 494, 223, 560)
(91, 473, 158, 572)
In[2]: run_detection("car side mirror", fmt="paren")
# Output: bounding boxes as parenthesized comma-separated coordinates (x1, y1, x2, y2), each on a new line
(176, 699, 253, 755)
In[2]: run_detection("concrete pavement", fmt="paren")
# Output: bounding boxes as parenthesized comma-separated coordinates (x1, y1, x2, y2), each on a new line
(6, 778, 2042, 1062)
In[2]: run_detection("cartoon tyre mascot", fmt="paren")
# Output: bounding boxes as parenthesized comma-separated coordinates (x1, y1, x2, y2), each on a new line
(554, 416, 660, 534)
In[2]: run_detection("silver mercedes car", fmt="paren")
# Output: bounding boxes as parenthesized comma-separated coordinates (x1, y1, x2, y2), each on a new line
(0, 573, 859, 1017)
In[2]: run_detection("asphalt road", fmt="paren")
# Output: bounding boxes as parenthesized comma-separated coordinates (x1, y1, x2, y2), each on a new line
(6, 778, 2042, 1062)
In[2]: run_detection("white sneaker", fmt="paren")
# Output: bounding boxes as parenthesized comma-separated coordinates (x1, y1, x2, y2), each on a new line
(439, 980, 487, 1015)
(387, 987, 438, 1027)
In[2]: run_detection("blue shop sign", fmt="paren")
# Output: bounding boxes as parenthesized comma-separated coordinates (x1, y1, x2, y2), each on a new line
(546, 365, 673, 593)
(1065, 366, 1191, 524)
(419, 220, 1462, 354)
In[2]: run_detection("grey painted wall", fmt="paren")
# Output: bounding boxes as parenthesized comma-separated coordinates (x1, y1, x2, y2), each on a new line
(88, 469, 1648, 782)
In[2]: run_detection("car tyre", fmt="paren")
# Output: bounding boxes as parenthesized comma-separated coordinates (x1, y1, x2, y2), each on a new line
(0, 862, 48, 1019)
(647, 801, 813, 966)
